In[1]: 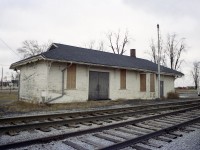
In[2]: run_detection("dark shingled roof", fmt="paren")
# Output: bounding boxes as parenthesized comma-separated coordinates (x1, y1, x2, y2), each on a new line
(40, 43, 183, 76)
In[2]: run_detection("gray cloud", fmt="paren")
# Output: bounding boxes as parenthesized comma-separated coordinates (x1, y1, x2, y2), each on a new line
(0, 0, 199, 87)
(0, 0, 39, 9)
(124, 0, 200, 19)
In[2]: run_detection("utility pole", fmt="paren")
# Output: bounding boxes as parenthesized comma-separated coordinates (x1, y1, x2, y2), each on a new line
(157, 24, 161, 99)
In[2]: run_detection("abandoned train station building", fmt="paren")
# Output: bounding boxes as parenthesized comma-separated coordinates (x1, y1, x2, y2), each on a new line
(10, 43, 183, 103)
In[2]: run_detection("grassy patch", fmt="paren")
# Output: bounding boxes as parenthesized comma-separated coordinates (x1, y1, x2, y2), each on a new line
(167, 92, 179, 99)
(0, 91, 18, 101)
(0, 99, 125, 114)
(175, 89, 197, 94)
(0, 91, 125, 114)
(2, 101, 44, 112)
(46, 100, 125, 111)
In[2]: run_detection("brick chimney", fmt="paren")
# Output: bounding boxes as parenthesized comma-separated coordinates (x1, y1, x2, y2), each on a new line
(130, 49, 136, 57)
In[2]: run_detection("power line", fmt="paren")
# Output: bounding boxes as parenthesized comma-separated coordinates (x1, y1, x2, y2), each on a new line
(0, 38, 21, 58)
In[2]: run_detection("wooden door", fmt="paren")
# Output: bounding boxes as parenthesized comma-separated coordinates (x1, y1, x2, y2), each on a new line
(89, 71, 109, 100)
(160, 81, 164, 97)
(98, 72, 109, 99)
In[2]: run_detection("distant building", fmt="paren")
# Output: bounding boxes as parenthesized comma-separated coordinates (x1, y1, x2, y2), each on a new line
(11, 79, 19, 87)
(10, 43, 183, 103)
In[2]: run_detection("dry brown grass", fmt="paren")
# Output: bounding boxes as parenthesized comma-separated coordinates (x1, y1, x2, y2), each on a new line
(0, 91, 126, 114)
(47, 100, 125, 111)
(2, 101, 44, 112)
(0, 91, 182, 115)
(0, 91, 18, 101)
(175, 89, 197, 94)
(0, 98, 125, 114)
(167, 92, 179, 99)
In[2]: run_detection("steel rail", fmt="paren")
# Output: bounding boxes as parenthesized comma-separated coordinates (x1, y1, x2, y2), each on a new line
(100, 116, 200, 150)
(1, 99, 200, 124)
(1, 104, 200, 150)
(0, 102, 199, 134)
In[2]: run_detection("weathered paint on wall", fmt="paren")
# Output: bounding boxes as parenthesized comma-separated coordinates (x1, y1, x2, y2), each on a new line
(19, 61, 48, 103)
(19, 62, 175, 103)
(161, 75, 175, 96)
(48, 64, 89, 103)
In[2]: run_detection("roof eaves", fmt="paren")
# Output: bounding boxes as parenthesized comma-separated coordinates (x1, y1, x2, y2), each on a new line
(41, 58, 150, 71)
(46, 43, 58, 51)
(10, 55, 45, 69)
(160, 72, 183, 77)
(42, 58, 180, 76)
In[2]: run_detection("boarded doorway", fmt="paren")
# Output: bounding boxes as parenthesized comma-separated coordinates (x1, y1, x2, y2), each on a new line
(89, 71, 109, 100)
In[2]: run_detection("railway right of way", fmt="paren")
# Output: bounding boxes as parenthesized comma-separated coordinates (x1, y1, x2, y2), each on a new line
(0, 99, 200, 149)
(1, 99, 200, 136)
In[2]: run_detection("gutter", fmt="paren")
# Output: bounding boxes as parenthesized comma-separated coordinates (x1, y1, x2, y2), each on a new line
(40, 58, 182, 77)
(10, 55, 45, 69)
(10, 55, 182, 77)
(46, 62, 72, 103)
(45, 61, 53, 101)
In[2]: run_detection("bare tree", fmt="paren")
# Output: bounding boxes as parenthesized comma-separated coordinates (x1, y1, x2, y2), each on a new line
(98, 40, 105, 51)
(85, 40, 105, 51)
(107, 30, 130, 55)
(148, 33, 186, 71)
(86, 40, 96, 49)
(149, 39, 157, 63)
(17, 40, 52, 59)
(11, 73, 14, 80)
(148, 37, 166, 66)
(165, 34, 186, 70)
(191, 61, 200, 89)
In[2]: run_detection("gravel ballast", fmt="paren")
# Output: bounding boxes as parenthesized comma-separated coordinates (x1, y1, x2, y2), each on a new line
(1, 99, 200, 149)
(159, 129, 200, 150)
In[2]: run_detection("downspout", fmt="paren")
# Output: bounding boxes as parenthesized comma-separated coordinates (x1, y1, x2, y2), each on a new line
(61, 62, 72, 95)
(46, 62, 72, 103)
(18, 72, 20, 101)
(45, 61, 53, 102)
(15, 70, 20, 101)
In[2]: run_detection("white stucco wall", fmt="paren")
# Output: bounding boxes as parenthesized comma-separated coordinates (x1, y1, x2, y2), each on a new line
(162, 75, 175, 97)
(154, 75, 175, 98)
(19, 61, 48, 103)
(48, 64, 89, 103)
(51, 66, 171, 102)
(19, 61, 176, 103)
(109, 69, 151, 100)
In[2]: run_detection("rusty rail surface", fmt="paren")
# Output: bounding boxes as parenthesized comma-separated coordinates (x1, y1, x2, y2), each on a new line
(1, 99, 200, 124)
(0, 102, 200, 150)
(0, 101, 200, 135)
(101, 113, 200, 149)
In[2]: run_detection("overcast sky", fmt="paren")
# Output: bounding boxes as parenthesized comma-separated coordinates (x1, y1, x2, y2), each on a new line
(0, 0, 199, 87)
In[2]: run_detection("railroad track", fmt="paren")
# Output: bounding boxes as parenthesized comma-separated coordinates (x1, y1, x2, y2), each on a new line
(1, 100, 200, 135)
(0, 99, 200, 149)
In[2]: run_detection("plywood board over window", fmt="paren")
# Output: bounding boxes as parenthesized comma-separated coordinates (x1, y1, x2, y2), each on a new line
(140, 74, 146, 92)
(120, 69, 126, 89)
(150, 74, 155, 92)
(67, 64, 76, 89)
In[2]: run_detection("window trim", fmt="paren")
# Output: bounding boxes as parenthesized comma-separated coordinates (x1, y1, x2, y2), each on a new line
(120, 69, 126, 89)
(67, 64, 76, 89)
(140, 73, 146, 92)
(150, 73, 155, 92)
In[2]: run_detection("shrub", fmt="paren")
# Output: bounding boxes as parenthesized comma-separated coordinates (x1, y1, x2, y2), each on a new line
(167, 92, 179, 99)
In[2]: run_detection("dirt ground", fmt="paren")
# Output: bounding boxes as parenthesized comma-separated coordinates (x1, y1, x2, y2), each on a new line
(0, 90, 199, 118)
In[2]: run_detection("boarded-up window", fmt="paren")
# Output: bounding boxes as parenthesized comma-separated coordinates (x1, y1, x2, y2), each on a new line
(150, 74, 155, 92)
(120, 69, 126, 89)
(140, 74, 146, 92)
(67, 64, 76, 89)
